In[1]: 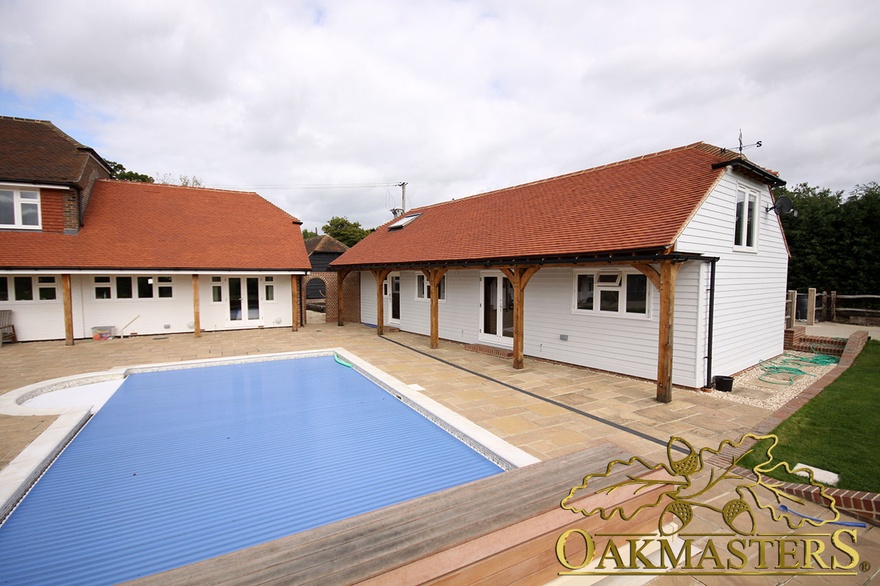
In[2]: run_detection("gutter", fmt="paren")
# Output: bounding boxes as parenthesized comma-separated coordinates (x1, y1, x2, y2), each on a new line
(329, 250, 712, 272)
(705, 258, 718, 389)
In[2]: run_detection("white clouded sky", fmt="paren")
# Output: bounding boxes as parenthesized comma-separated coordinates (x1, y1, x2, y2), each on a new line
(1, 0, 878, 231)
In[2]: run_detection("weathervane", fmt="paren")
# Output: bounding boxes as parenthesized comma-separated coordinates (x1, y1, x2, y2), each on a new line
(720, 130, 762, 156)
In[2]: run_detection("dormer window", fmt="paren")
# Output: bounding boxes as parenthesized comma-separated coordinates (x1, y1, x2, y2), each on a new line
(388, 213, 421, 230)
(0, 187, 41, 229)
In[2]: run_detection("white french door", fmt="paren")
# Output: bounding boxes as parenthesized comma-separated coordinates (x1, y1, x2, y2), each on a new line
(228, 277, 261, 324)
(479, 272, 513, 345)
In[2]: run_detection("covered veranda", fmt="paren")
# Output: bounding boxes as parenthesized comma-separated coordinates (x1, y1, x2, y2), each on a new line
(334, 249, 717, 403)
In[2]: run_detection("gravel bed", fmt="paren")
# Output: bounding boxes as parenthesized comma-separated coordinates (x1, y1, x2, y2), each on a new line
(703, 351, 838, 411)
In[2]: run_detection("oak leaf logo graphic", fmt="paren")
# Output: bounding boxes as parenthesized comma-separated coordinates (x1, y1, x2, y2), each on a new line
(560, 434, 842, 535)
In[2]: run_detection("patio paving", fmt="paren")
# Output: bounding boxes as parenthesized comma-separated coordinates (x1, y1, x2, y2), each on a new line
(1, 323, 770, 472)
(2, 324, 878, 584)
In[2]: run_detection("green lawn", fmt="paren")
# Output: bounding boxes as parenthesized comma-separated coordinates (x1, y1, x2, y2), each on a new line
(737, 339, 880, 493)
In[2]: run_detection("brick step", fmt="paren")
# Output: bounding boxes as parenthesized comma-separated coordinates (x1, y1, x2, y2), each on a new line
(463, 343, 513, 358)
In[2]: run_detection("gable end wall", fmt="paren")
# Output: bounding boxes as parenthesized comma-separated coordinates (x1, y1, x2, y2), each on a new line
(676, 169, 788, 378)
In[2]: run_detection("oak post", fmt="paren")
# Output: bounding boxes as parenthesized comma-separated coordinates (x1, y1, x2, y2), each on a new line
(807, 287, 817, 326)
(291, 275, 300, 332)
(62, 274, 74, 346)
(656, 260, 681, 402)
(500, 266, 540, 370)
(371, 269, 391, 336)
(192, 274, 201, 338)
(422, 268, 448, 349)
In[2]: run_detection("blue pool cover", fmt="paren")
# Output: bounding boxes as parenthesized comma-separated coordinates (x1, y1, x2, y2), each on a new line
(0, 356, 502, 584)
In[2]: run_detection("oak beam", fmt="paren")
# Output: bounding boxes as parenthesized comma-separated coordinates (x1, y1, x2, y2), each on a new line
(656, 260, 682, 402)
(499, 266, 540, 370)
(192, 274, 201, 338)
(633, 263, 661, 291)
(62, 274, 74, 346)
(371, 269, 392, 336)
(291, 275, 300, 332)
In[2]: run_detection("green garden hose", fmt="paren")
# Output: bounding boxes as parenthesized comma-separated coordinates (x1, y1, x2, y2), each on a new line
(757, 350, 837, 385)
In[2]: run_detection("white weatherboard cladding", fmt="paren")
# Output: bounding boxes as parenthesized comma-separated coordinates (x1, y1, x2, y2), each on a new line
(359, 271, 378, 325)
(676, 169, 788, 378)
(357, 266, 705, 388)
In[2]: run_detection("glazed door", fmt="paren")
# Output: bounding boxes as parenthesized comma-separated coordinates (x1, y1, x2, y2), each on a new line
(384, 273, 401, 326)
(229, 277, 261, 322)
(479, 274, 513, 344)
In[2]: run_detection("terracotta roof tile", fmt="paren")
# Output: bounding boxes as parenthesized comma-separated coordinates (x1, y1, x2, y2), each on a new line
(332, 142, 754, 268)
(0, 180, 311, 271)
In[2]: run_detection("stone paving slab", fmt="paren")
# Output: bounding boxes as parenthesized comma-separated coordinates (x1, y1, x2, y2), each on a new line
(5, 327, 873, 583)
(1, 325, 777, 472)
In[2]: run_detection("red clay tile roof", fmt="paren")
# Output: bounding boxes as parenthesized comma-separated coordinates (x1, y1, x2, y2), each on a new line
(0, 180, 311, 271)
(305, 235, 349, 255)
(332, 142, 760, 268)
(0, 116, 109, 185)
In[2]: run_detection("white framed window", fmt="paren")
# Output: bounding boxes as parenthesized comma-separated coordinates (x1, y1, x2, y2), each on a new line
(157, 276, 173, 298)
(211, 276, 223, 303)
(0, 188, 41, 229)
(93, 275, 173, 300)
(264, 276, 275, 302)
(95, 276, 135, 300)
(415, 274, 446, 301)
(734, 185, 759, 250)
(572, 270, 649, 316)
(0, 276, 57, 302)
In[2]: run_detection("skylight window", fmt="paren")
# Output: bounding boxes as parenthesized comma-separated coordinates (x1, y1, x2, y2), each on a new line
(388, 213, 421, 230)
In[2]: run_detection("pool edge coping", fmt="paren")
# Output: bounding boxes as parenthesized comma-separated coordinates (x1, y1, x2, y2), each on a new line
(0, 348, 539, 523)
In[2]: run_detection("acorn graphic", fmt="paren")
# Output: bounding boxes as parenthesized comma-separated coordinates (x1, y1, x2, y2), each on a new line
(667, 437, 702, 477)
(660, 500, 694, 534)
(722, 498, 756, 535)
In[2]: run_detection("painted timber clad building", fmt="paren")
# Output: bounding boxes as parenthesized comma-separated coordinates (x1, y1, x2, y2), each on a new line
(331, 143, 789, 401)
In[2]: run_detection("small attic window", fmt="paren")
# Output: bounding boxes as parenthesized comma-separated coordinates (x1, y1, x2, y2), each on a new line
(388, 213, 421, 230)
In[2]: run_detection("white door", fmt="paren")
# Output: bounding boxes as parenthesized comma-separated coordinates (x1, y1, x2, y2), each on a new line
(383, 273, 401, 326)
(228, 277, 261, 324)
(479, 273, 513, 346)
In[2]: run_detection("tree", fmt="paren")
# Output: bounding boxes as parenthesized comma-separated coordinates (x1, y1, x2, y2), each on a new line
(321, 216, 371, 247)
(106, 160, 154, 183)
(777, 182, 880, 294)
(155, 172, 203, 187)
(301, 228, 319, 239)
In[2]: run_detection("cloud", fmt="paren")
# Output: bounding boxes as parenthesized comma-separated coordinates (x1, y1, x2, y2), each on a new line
(1, 0, 878, 230)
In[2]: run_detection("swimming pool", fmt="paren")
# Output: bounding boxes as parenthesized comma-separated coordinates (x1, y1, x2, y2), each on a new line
(0, 351, 532, 584)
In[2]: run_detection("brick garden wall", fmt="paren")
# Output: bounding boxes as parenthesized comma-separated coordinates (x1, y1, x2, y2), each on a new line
(301, 272, 360, 324)
(761, 329, 876, 525)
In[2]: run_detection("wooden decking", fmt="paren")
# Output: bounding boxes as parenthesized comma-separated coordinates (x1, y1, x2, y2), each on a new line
(130, 443, 667, 585)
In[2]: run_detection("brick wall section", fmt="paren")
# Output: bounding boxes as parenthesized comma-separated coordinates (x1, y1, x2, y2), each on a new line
(40, 189, 66, 233)
(764, 479, 880, 526)
(755, 329, 876, 525)
(62, 188, 79, 233)
(783, 326, 853, 357)
(340, 271, 360, 323)
(301, 272, 361, 324)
